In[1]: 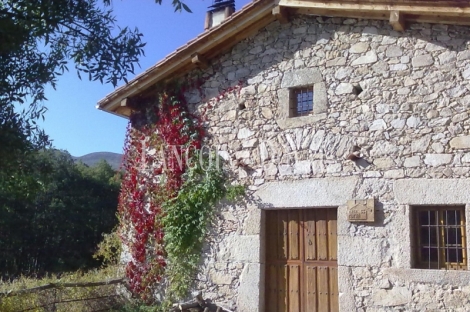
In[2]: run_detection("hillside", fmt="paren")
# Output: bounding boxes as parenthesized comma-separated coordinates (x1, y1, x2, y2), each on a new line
(73, 152, 123, 170)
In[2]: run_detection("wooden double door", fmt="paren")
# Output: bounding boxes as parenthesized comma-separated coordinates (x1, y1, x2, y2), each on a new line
(265, 209, 338, 312)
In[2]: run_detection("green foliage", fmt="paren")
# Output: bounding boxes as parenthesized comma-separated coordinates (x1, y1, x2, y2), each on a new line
(111, 302, 161, 312)
(226, 184, 246, 201)
(162, 153, 244, 300)
(0, 149, 121, 279)
(93, 229, 123, 267)
(0, 0, 191, 186)
(0, 106, 48, 203)
(0, 0, 145, 158)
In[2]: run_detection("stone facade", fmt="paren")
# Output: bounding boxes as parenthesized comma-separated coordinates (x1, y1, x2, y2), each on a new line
(149, 15, 470, 311)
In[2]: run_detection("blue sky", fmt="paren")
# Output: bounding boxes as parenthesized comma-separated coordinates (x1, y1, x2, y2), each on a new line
(39, 0, 251, 157)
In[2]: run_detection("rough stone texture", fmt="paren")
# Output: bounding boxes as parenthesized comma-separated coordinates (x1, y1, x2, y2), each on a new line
(350, 42, 369, 53)
(404, 156, 420, 168)
(351, 51, 378, 65)
(243, 207, 261, 235)
(386, 45, 403, 58)
(210, 271, 233, 285)
(395, 179, 470, 205)
(254, 177, 359, 208)
(294, 160, 311, 175)
(221, 235, 260, 262)
(450, 136, 470, 149)
(412, 136, 431, 153)
(338, 236, 385, 267)
(384, 169, 404, 179)
(412, 54, 434, 67)
(335, 82, 355, 95)
(135, 16, 470, 311)
(372, 287, 412, 307)
(337, 265, 356, 311)
(237, 128, 254, 139)
(237, 264, 262, 312)
(280, 67, 323, 88)
(424, 154, 453, 166)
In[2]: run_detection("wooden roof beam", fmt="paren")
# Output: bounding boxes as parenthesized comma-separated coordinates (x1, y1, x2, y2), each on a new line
(191, 53, 209, 69)
(273, 6, 290, 24)
(390, 11, 406, 31)
(279, 0, 470, 15)
(117, 98, 132, 117)
(293, 7, 470, 27)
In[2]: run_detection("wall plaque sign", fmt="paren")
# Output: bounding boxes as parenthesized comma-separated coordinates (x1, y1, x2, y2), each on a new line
(347, 198, 375, 222)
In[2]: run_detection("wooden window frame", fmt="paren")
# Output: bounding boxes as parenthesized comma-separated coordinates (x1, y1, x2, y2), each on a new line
(412, 205, 467, 270)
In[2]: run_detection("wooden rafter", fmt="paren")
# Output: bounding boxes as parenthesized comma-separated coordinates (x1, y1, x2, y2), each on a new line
(390, 10, 406, 31)
(273, 6, 290, 24)
(191, 53, 209, 69)
(292, 6, 470, 27)
(279, 0, 470, 14)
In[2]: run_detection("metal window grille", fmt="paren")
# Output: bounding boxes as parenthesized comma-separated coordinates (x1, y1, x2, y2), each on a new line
(414, 206, 467, 270)
(291, 87, 313, 117)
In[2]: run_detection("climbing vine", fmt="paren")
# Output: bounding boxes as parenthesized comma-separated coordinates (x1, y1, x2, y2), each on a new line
(117, 77, 243, 302)
(163, 153, 243, 300)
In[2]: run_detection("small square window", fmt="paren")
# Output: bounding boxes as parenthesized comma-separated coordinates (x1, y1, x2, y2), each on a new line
(277, 68, 327, 129)
(413, 206, 467, 270)
(290, 87, 313, 117)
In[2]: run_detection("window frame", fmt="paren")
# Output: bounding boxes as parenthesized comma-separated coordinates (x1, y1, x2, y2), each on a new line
(412, 205, 467, 270)
(276, 68, 327, 129)
(290, 86, 314, 117)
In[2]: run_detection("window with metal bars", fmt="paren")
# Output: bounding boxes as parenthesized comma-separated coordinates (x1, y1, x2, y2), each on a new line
(413, 206, 467, 270)
(290, 87, 314, 117)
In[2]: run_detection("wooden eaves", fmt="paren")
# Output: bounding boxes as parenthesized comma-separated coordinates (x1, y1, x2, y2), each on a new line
(97, 0, 470, 118)
(282, 0, 470, 30)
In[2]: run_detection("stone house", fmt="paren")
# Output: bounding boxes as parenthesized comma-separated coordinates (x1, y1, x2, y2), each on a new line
(98, 0, 470, 311)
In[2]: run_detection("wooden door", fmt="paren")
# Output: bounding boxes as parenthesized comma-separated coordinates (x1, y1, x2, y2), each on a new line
(265, 209, 338, 312)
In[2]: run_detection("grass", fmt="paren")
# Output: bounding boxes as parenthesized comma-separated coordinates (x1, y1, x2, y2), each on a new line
(0, 265, 129, 312)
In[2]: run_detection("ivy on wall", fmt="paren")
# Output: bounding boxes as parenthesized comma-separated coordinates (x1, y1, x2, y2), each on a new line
(163, 153, 243, 300)
(117, 78, 244, 303)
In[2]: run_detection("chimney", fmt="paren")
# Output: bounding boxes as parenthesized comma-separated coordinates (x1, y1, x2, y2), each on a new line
(205, 0, 235, 30)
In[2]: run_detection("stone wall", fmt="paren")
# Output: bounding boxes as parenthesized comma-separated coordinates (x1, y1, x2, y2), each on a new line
(158, 15, 470, 311)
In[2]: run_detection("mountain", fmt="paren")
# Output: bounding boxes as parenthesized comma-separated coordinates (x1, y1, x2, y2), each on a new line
(73, 152, 123, 170)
